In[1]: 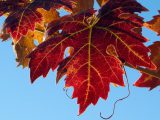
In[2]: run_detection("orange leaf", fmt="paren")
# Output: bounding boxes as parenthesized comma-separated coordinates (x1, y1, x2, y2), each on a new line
(97, 0, 109, 6)
(144, 11, 160, 35)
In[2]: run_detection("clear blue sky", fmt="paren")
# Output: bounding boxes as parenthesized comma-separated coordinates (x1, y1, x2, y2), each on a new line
(0, 0, 160, 120)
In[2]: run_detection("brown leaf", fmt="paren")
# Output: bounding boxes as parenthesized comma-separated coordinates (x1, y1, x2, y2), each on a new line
(72, 0, 94, 13)
(144, 11, 160, 35)
(0, 27, 10, 41)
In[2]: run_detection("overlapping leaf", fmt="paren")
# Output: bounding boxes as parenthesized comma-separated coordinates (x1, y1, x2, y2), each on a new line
(0, 0, 75, 42)
(28, 0, 155, 114)
(144, 11, 160, 35)
(14, 25, 44, 67)
(14, 8, 60, 67)
(4, 8, 42, 42)
(135, 41, 160, 90)
(37, 8, 59, 23)
(28, 9, 124, 114)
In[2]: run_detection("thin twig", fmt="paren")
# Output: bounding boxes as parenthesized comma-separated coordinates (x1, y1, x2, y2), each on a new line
(125, 63, 160, 80)
(63, 88, 72, 99)
(100, 65, 130, 120)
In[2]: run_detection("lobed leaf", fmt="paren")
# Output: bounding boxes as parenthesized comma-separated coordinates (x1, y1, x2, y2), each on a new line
(28, 0, 155, 114)
(14, 8, 60, 67)
(4, 8, 42, 42)
(0, 0, 75, 42)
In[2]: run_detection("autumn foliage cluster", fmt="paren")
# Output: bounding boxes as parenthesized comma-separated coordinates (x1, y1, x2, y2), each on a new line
(0, 0, 160, 115)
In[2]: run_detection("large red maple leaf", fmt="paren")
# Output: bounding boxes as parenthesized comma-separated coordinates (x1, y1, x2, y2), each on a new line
(28, 0, 155, 114)
(0, 0, 75, 42)
(135, 41, 160, 90)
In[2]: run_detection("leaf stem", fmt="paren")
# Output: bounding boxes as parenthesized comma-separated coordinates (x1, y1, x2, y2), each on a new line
(125, 63, 160, 79)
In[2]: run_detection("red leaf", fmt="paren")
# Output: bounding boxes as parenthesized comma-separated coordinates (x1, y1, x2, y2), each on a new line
(4, 9, 42, 42)
(29, 36, 66, 81)
(135, 74, 160, 90)
(57, 41, 124, 114)
(135, 41, 160, 90)
(28, 0, 155, 114)
(0, 0, 76, 42)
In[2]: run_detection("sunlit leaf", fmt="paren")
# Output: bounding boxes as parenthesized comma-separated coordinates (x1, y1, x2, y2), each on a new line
(14, 8, 60, 67)
(28, 0, 155, 114)
(0, 0, 74, 42)
(144, 11, 160, 35)
(135, 41, 160, 90)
